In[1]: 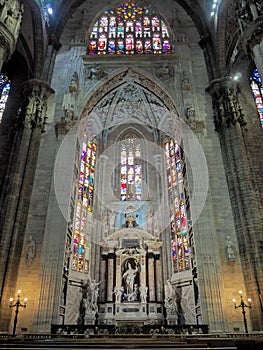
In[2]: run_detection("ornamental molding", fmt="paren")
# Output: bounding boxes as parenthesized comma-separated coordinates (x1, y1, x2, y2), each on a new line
(104, 227, 156, 242)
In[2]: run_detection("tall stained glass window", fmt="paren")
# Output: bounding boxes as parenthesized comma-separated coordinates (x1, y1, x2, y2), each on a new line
(72, 138, 97, 274)
(120, 133, 142, 201)
(250, 68, 263, 127)
(0, 74, 10, 123)
(165, 137, 190, 273)
(88, 0, 171, 55)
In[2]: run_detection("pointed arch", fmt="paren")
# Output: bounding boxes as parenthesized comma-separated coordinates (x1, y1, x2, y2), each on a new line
(80, 67, 180, 135)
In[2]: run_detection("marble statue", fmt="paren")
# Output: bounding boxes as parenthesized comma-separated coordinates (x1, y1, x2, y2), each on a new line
(113, 286, 124, 303)
(164, 279, 178, 315)
(25, 235, 36, 264)
(139, 285, 148, 303)
(123, 262, 138, 295)
(83, 278, 101, 313)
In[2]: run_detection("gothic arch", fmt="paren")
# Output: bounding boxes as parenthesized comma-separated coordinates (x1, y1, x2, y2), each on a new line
(80, 66, 180, 138)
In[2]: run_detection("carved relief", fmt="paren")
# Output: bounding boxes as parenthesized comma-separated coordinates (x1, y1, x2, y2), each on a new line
(65, 284, 82, 324)
(82, 68, 177, 119)
(0, 0, 24, 41)
(89, 81, 170, 129)
(164, 280, 178, 316)
(110, 84, 151, 126)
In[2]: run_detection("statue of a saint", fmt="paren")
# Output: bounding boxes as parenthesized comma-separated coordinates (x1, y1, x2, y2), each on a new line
(90, 279, 100, 312)
(123, 262, 138, 295)
(226, 236, 235, 260)
(25, 235, 36, 264)
(140, 285, 148, 303)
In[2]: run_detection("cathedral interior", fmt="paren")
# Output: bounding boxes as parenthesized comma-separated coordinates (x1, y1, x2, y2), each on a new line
(0, 0, 263, 338)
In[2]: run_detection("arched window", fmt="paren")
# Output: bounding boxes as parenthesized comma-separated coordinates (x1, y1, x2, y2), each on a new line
(88, 0, 171, 55)
(165, 137, 190, 273)
(120, 132, 142, 201)
(250, 67, 263, 127)
(72, 138, 97, 273)
(0, 74, 11, 123)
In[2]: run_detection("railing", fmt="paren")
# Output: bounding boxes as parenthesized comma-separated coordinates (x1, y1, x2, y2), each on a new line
(50, 323, 209, 336)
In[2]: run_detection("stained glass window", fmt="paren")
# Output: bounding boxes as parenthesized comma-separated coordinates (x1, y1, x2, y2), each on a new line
(165, 137, 190, 273)
(250, 68, 263, 127)
(120, 133, 142, 201)
(72, 138, 96, 273)
(0, 74, 10, 123)
(88, 0, 171, 55)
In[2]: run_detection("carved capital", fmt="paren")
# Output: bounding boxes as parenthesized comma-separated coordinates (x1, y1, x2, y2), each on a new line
(206, 77, 246, 131)
(22, 79, 55, 132)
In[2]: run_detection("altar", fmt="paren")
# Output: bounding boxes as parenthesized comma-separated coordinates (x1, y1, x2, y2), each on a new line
(97, 227, 164, 326)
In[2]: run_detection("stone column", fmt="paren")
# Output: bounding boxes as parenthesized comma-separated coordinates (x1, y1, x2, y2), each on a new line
(0, 0, 24, 70)
(155, 254, 162, 303)
(100, 254, 108, 303)
(97, 154, 109, 239)
(147, 252, 155, 302)
(207, 77, 263, 330)
(0, 79, 54, 332)
(107, 252, 115, 302)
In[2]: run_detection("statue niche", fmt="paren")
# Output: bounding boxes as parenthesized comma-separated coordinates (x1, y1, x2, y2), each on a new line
(122, 258, 140, 302)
